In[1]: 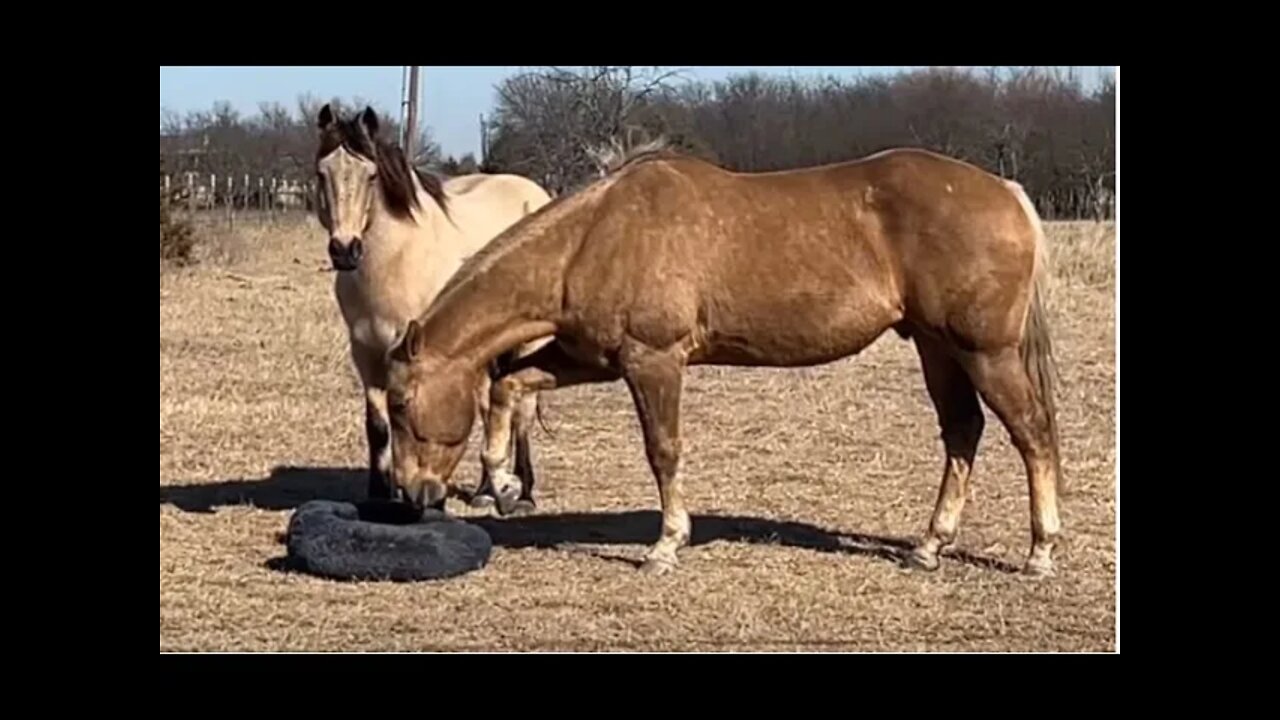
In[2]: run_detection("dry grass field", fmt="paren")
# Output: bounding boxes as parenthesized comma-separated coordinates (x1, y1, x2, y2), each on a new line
(160, 212, 1117, 652)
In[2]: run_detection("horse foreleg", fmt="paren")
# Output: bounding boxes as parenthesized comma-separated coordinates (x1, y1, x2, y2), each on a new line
(620, 340, 690, 576)
(351, 341, 394, 501)
(508, 338, 557, 512)
(468, 372, 504, 510)
(511, 391, 541, 511)
(478, 369, 522, 515)
(482, 342, 619, 516)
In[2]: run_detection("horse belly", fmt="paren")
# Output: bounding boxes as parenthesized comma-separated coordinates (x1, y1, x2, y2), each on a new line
(700, 283, 900, 367)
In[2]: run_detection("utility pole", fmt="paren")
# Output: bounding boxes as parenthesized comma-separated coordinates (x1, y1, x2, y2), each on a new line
(404, 66, 420, 165)
(399, 67, 409, 131)
(479, 113, 488, 165)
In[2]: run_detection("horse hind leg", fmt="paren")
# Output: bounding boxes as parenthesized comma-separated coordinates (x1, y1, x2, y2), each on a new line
(907, 334, 985, 571)
(961, 346, 1062, 578)
(469, 371, 503, 511)
(508, 391, 541, 515)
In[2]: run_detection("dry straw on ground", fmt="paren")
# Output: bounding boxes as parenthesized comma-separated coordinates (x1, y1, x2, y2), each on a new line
(160, 213, 1116, 652)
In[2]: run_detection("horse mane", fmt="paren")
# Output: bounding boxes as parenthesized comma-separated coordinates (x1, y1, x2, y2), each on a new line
(421, 135, 682, 315)
(317, 113, 448, 220)
(585, 135, 678, 178)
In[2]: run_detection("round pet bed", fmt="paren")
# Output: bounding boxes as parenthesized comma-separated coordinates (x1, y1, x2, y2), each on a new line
(284, 499, 493, 581)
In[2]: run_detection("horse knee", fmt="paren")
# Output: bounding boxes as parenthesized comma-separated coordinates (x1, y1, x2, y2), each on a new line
(490, 375, 521, 407)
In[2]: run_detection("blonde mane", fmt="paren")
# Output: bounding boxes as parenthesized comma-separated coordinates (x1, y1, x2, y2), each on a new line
(585, 135, 675, 177)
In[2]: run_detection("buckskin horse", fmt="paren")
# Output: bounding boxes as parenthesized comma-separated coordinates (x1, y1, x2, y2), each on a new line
(313, 104, 553, 514)
(383, 142, 1066, 578)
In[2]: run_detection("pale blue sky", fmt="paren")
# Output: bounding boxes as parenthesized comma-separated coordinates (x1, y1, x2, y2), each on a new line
(159, 66, 1115, 159)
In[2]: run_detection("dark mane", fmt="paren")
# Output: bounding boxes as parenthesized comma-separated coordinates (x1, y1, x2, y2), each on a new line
(317, 113, 448, 220)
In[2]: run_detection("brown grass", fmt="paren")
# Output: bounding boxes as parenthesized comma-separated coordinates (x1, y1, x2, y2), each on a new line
(160, 213, 1117, 652)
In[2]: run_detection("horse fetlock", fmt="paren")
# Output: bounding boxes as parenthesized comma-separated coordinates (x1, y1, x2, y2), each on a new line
(480, 452, 510, 477)
(490, 470, 525, 516)
(1022, 540, 1057, 578)
(489, 468, 522, 498)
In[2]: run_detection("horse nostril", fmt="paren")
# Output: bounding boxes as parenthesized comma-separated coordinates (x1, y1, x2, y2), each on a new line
(327, 237, 343, 259)
(350, 238, 364, 261)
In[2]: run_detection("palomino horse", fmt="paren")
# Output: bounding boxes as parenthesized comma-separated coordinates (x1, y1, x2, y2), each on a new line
(313, 104, 553, 514)
(384, 142, 1066, 578)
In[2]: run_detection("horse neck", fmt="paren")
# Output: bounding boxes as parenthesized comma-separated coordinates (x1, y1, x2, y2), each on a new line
(362, 181, 461, 273)
(416, 198, 588, 371)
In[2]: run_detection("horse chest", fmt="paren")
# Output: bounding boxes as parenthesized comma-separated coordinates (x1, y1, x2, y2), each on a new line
(336, 274, 428, 352)
(349, 314, 404, 351)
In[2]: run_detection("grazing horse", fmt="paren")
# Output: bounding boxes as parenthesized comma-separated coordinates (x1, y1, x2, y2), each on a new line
(384, 142, 1066, 578)
(313, 104, 553, 514)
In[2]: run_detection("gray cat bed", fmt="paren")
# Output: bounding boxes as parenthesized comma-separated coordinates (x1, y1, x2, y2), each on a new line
(284, 500, 493, 581)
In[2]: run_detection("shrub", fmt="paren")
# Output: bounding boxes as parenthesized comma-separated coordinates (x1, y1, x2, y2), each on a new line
(160, 190, 197, 266)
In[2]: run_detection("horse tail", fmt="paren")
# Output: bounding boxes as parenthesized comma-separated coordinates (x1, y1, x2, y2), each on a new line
(1007, 180, 1065, 496)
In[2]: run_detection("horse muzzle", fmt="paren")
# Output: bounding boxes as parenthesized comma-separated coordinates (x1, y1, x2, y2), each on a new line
(328, 237, 363, 271)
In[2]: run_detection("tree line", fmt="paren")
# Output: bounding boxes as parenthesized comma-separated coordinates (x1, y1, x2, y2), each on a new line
(159, 67, 1115, 220)
(485, 66, 1115, 220)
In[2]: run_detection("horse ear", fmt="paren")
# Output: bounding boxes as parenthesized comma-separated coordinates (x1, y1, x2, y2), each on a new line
(402, 319, 421, 360)
(360, 106, 379, 136)
(317, 104, 335, 130)
(390, 321, 420, 363)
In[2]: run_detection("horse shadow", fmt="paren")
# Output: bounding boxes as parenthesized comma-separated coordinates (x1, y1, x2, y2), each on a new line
(160, 465, 368, 513)
(160, 465, 1019, 574)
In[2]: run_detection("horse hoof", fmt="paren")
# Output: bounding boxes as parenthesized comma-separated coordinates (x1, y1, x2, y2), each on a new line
(905, 547, 941, 571)
(507, 499, 537, 517)
(469, 494, 496, 510)
(639, 556, 677, 576)
(493, 490, 527, 517)
(1021, 559, 1056, 580)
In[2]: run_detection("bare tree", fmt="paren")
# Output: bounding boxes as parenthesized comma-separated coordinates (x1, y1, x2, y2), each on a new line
(487, 66, 686, 193)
